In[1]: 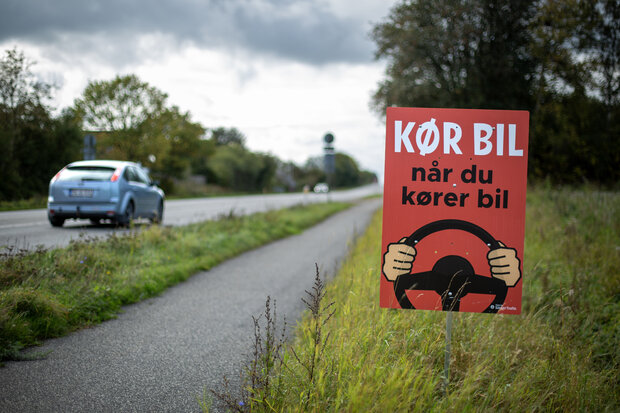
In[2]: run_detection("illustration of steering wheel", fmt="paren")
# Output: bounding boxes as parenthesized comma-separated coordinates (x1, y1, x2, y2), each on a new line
(393, 219, 508, 313)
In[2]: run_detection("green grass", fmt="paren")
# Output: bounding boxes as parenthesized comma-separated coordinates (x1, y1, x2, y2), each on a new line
(0, 201, 351, 363)
(238, 186, 619, 411)
(0, 196, 47, 211)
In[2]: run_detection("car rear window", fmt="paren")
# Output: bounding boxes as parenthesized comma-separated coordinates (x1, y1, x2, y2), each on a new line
(57, 166, 117, 182)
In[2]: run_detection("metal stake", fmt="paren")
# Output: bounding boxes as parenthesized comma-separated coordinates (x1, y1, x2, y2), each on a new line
(443, 310, 453, 395)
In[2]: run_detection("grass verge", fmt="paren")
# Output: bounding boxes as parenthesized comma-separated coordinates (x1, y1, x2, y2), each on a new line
(0, 201, 351, 363)
(0, 196, 47, 212)
(234, 186, 619, 411)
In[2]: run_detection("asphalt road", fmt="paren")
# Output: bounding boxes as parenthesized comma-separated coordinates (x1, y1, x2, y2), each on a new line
(0, 198, 382, 412)
(0, 184, 380, 250)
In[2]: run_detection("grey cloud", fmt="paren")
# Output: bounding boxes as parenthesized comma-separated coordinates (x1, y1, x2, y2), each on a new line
(0, 0, 374, 65)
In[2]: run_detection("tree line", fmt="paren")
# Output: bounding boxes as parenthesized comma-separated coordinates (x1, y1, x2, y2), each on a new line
(0, 48, 376, 201)
(372, 0, 618, 185)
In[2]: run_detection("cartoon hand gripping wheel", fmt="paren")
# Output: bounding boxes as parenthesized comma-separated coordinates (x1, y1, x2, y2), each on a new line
(382, 219, 521, 313)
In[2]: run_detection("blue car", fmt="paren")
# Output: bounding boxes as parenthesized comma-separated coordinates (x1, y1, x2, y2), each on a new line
(47, 160, 165, 227)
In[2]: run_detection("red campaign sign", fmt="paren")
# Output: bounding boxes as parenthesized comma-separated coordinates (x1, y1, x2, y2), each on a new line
(380, 107, 529, 314)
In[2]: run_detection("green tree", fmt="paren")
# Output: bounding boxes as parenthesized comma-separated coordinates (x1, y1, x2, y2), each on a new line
(290, 156, 324, 190)
(74, 75, 214, 186)
(210, 127, 246, 147)
(190, 138, 217, 183)
(74, 74, 167, 132)
(0, 48, 81, 200)
(74, 74, 168, 162)
(372, 0, 536, 112)
(330, 153, 376, 188)
(140, 106, 207, 179)
(273, 160, 300, 192)
(578, 0, 620, 183)
(579, 0, 619, 108)
(372, 0, 619, 185)
(331, 153, 361, 188)
(208, 144, 276, 192)
(294, 155, 376, 190)
(527, 0, 619, 183)
(15, 109, 82, 196)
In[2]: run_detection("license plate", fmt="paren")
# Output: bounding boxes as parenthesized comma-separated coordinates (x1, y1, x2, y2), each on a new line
(70, 189, 94, 198)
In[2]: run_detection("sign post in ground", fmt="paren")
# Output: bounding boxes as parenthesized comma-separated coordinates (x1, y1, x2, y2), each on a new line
(380, 107, 529, 390)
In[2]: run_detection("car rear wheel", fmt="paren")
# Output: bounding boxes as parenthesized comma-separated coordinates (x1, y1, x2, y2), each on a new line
(150, 200, 164, 224)
(49, 216, 65, 227)
(117, 201, 134, 227)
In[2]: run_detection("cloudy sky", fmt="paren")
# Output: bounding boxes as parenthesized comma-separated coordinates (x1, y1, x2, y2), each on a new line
(0, 0, 399, 181)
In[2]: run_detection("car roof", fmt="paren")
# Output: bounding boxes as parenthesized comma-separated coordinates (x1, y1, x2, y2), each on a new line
(66, 160, 140, 169)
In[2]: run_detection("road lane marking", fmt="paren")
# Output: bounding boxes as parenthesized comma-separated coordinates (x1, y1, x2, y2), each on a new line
(0, 221, 48, 229)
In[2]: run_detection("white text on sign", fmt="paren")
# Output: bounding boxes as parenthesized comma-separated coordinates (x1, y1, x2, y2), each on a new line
(394, 119, 524, 156)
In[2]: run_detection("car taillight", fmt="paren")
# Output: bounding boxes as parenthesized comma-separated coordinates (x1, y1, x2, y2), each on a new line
(51, 168, 65, 183)
(110, 167, 122, 182)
